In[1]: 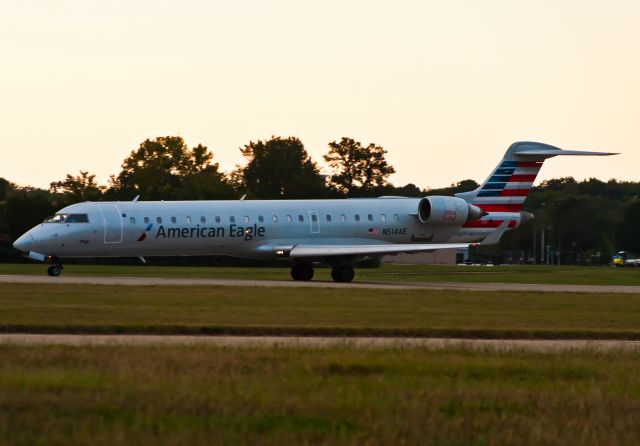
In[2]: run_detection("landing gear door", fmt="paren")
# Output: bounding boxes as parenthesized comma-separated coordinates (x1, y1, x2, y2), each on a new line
(100, 204, 123, 244)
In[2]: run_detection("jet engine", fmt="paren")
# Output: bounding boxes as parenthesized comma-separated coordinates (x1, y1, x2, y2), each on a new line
(418, 196, 483, 226)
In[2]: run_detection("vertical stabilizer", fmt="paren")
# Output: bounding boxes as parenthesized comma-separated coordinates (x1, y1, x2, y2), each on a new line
(455, 141, 615, 212)
(454, 141, 616, 242)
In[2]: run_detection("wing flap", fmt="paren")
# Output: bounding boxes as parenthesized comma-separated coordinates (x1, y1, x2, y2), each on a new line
(289, 243, 471, 258)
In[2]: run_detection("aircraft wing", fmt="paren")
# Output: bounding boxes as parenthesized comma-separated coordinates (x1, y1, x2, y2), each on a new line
(288, 243, 472, 258)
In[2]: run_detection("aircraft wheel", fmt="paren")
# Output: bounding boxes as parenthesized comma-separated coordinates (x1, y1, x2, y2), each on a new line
(47, 265, 62, 277)
(291, 263, 314, 281)
(331, 265, 354, 283)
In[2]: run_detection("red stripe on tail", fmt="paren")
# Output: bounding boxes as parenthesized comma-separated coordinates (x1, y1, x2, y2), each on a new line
(508, 174, 537, 182)
(476, 203, 523, 212)
(500, 189, 529, 197)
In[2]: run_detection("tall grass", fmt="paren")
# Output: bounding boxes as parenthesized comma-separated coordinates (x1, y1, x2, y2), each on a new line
(0, 345, 638, 445)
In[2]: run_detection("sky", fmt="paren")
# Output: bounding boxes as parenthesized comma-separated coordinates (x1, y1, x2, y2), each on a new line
(1, 0, 638, 191)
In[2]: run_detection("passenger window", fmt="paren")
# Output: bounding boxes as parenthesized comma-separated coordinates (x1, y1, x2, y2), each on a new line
(129, 217, 135, 224)
(230, 216, 235, 223)
(200, 216, 206, 223)
(286, 215, 292, 223)
(355, 214, 360, 222)
(171, 216, 177, 224)
(186, 216, 192, 224)
(144, 217, 150, 224)
(272, 215, 278, 223)
(326, 214, 332, 222)
(258, 215, 264, 223)
(381, 214, 386, 222)
(311, 214, 317, 222)
(157, 217, 162, 224)
(340, 214, 346, 222)
(394, 214, 400, 221)
(368, 214, 373, 221)
(215, 216, 221, 223)
(244, 216, 249, 223)
(298, 215, 304, 223)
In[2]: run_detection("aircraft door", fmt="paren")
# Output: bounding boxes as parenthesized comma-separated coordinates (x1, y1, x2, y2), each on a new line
(309, 211, 320, 234)
(100, 204, 123, 244)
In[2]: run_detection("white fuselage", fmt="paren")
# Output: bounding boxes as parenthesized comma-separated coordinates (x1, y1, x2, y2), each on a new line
(14, 198, 498, 261)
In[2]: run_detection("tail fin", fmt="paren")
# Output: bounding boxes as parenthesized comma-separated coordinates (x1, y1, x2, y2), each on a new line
(456, 141, 616, 212)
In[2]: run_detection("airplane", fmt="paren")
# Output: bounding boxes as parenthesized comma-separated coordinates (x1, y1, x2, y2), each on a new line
(12, 141, 616, 281)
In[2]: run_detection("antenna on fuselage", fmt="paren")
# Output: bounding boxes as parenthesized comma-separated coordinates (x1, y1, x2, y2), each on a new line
(239, 194, 246, 201)
(132, 195, 140, 202)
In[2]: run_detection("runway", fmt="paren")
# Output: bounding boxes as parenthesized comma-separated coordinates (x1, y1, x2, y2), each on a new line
(1, 274, 640, 293)
(0, 333, 638, 352)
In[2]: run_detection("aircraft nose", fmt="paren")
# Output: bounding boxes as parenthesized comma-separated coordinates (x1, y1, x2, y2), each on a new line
(13, 233, 34, 252)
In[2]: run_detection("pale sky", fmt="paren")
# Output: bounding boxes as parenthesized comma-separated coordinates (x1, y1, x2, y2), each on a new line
(1, 0, 638, 190)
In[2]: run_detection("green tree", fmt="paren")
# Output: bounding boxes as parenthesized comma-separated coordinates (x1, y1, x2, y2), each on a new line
(49, 171, 105, 203)
(616, 198, 640, 253)
(324, 137, 395, 196)
(0, 178, 12, 202)
(235, 136, 327, 199)
(111, 136, 232, 200)
(427, 179, 479, 196)
(5, 188, 56, 241)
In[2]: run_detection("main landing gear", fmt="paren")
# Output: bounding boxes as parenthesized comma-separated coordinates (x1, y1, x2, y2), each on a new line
(46, 257, 63, 277)
(330, 264, 355, 283)
(290, 263, 355, 283)
(290, 263, 314, 281)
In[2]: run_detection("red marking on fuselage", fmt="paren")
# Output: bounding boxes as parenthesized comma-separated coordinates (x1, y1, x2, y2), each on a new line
(137, 233, 147, 242)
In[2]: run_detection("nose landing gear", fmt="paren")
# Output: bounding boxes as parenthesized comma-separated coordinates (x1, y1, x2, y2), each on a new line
(47, 265, 62, 276)
(46, 257, 63, 277)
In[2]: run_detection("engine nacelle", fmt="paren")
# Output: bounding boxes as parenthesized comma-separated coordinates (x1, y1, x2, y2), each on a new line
(418, 196, 483, 226)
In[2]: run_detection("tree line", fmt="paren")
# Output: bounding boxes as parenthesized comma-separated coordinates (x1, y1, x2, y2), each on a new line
(1, 135, 639, 263)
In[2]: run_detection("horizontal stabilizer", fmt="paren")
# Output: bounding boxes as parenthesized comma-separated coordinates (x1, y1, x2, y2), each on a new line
(289, 243, 471, 258)
(517, 149, 617, 157)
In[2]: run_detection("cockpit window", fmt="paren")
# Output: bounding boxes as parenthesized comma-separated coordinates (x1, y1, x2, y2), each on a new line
(44, 214, 65, 223)
(65, 214, 89, 223)
(43, 214, 89, 223)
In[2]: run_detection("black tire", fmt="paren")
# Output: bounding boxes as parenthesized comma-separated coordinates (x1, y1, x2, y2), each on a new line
(331, 265, 355, 283)
(47, 265, 62, 277)
(291, 263, 314, 281)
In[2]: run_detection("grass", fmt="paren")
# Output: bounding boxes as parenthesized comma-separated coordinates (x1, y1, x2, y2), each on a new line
(0, 345, 639, 445)
(2, 262, 640, 285)
(1, 283, 639, 338)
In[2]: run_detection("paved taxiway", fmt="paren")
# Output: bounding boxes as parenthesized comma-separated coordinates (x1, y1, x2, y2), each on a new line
(1, 334, 638, 352)
(1, 274, 640, 293)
